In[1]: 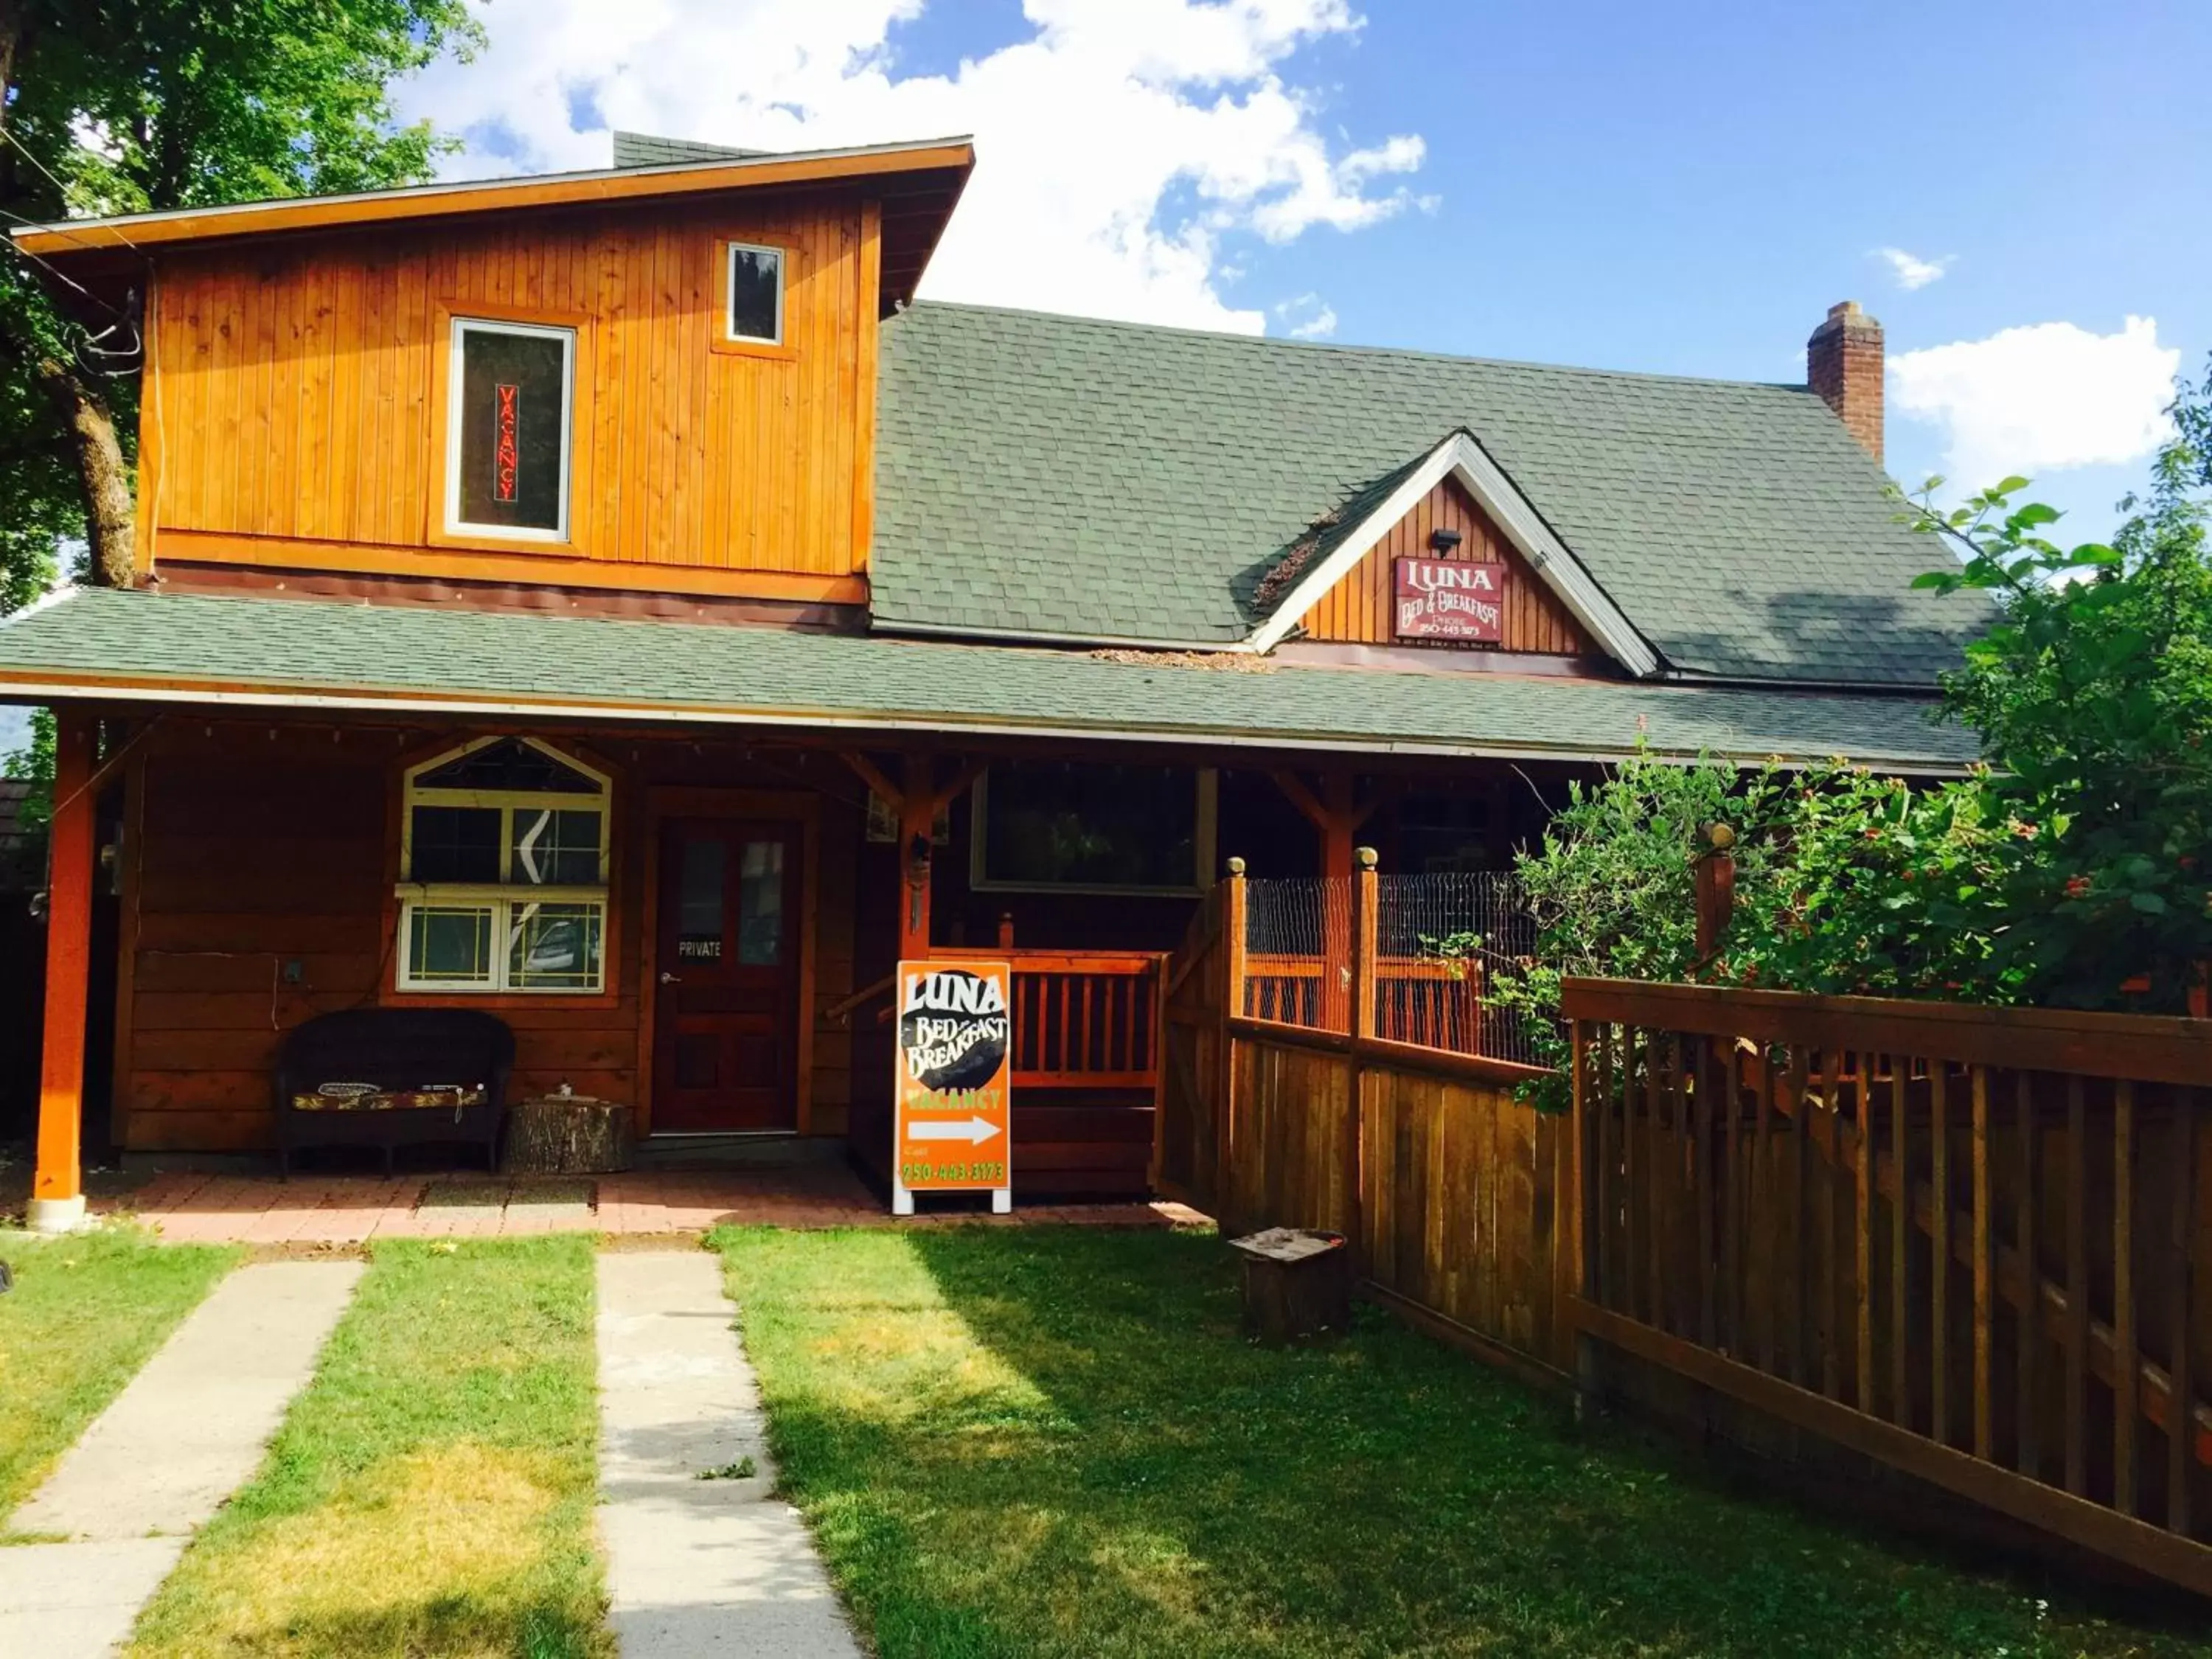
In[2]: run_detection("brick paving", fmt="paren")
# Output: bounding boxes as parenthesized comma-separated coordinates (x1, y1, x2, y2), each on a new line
(95, 1162, 1208, 1245)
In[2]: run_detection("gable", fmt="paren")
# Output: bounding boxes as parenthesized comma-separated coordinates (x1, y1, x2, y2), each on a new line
(1292, 475, 1596, 656)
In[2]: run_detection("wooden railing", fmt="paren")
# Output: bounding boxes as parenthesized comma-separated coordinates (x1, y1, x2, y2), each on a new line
(930, 947, 1164, 1092)
(1244, 953, 1485, 1049)
(1564, 977, 2212, 1594)
(841, 947, 1167, 1093)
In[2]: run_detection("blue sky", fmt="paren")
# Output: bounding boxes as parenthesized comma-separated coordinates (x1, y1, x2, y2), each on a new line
(408, 0, 2206, 546)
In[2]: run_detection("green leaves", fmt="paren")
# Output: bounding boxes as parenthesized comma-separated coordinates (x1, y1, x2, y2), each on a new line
(1, 0, 480, 621)
(1501, 377, 2212, 1022)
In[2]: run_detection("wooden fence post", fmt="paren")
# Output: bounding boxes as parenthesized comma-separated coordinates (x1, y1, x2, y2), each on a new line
(1569, 1014, 1603, 1420)
(1349, 847, 1378, 1262)
(1693, 821, 1737, 969)
(1219, 858, 1248, 1232)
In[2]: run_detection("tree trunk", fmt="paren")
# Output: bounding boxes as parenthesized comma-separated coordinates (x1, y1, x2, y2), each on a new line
(504, 1093, 636, 1175)
(36, 355, 135, 586)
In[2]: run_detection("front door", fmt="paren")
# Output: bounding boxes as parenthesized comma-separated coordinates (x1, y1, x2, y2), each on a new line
(652, 818, 801, 1133)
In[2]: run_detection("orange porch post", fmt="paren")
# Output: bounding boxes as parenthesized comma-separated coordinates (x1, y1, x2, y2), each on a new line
(30, 709, 96, 1232)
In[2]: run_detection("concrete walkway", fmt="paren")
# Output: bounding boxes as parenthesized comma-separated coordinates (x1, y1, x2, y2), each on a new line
(0, 1259, 364, 1658)
(597, 1251, 863, 1658)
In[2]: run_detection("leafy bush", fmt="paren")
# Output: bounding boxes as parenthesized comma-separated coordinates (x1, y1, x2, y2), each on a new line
(1495, 359, 2212, 1052)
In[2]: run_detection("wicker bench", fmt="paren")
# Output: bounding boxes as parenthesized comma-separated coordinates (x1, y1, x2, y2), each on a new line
(274, 1009, 515, 1178)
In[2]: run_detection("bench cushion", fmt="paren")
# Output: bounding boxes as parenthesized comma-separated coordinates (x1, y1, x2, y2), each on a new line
(291, 1084, 487, 1114)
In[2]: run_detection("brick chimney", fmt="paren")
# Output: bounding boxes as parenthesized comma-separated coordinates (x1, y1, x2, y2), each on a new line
(1807, 299, 1884, 462)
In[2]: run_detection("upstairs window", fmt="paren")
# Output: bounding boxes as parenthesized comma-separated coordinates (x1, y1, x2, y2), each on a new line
(446, 318, 575, 540)
(397, 737, 609, 994)
(725, 243, 785, 346)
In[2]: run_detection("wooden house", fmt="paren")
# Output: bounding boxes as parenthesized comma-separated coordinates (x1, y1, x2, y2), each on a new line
(0, 133, 1989, 1227)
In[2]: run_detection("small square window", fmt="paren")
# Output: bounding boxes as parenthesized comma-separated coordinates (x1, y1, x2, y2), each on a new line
(509, 807, 602, 886)
(726, 244, 785, 345)
(407, 904, 495, 986)
(509, 901, 605, 991)
(448, 319, 575, 539)
(409, 805, 503, 885)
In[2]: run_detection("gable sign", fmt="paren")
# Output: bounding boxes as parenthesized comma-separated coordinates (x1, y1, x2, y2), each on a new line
(1395, 557, 1506, 642)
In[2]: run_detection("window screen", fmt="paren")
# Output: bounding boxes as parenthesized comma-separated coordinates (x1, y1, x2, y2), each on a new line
(451, 320, 573, 535)
(727, 244, 784, 344)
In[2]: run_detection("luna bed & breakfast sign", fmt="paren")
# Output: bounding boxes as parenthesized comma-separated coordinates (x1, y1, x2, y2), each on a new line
(891, 957, 1013, 1215)
(1394, 555, 1506, 642)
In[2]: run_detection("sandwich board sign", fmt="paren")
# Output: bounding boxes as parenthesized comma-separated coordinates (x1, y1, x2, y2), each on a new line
(891, 957, 1013, 1215)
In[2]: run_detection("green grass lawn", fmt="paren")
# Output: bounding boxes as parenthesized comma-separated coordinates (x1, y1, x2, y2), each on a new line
(0, 1226, 239, 1526)
(127, 1236, 610, 1659)
(714, 1224, 2211, 1659)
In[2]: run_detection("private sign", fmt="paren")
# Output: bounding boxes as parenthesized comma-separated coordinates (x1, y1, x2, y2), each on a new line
(891, 957, 1013, 1215)
(1394, 556, 1506, 642)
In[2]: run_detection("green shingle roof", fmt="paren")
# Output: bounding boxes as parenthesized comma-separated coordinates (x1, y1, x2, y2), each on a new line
(871, 302, 1991, 685)
(609, 131, 775, 169)
(0, 588, 1980, 771)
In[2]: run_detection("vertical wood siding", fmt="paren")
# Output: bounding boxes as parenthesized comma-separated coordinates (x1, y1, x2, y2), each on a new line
(144, 194, 875, 590)
(1301, 475, 1595, 655)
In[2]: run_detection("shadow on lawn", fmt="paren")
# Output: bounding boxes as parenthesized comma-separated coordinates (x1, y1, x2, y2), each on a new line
(885, 1225, 2208, 1659)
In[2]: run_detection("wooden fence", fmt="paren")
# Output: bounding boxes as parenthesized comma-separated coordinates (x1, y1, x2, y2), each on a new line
(1153, 856, 2212, 1594)
(1155, 858, 1572, 1381)
(1565, 977, 2212, 1593)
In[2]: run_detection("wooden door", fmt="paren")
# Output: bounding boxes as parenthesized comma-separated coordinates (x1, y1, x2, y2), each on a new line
(652, 818, 802, 1133)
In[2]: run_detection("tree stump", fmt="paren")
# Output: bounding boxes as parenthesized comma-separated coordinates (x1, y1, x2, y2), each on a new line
(1228, 1228, 1352, 1345)
(503, 1094, 636, 1175)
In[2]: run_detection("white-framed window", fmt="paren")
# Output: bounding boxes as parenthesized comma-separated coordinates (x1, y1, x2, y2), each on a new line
(970, 762, 1217, 897)
(396, 736, 609, 994)
(724, 242, 785, 346)
(445, 317, 576, 541)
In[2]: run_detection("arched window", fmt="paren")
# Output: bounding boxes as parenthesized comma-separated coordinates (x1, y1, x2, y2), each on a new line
(397, 736, 611, 993)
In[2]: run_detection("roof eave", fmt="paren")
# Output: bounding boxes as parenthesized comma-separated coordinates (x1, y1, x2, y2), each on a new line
(0, 662, 1975, 777)
(11, 136, 978, 263)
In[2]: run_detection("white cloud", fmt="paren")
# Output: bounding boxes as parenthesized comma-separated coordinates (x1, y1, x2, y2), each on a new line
(399, 0, 1427, 335)
(1889, 316, 2180, 487)
(1273, 292, 1337, 338)
(1875, 246, 1952, 291)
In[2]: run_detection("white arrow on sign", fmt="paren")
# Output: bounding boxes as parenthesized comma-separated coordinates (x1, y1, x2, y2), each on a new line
(906, 1116, 1003, 1146)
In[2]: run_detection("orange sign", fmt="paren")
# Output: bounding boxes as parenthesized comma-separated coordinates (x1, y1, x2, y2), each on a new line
(891, 957, 1012, 1214)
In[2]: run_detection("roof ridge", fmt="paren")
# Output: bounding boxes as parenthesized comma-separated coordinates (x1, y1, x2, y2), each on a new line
(899, 299, 1818, 397)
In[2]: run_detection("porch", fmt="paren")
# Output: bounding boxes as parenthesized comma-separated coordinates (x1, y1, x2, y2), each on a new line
(75, 1164, 1206, 1244)
(21, 701, 1567, 1220)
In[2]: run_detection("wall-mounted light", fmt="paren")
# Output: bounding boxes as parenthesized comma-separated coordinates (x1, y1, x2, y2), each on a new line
(1430, 528, 1464, 554)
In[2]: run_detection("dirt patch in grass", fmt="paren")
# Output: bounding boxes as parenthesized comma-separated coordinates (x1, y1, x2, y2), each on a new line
(127, 1235, 608, 1658)
(712, 1223, 2212, 1659)
(0, 1226, 238, 1523)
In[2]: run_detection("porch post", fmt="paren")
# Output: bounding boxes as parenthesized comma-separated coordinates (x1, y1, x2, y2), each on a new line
(897, 751, 936, 963)
(30, 709, 96, 1233)
(1318, 773, 1357, 880)
(1346, 846, 1378, 1262)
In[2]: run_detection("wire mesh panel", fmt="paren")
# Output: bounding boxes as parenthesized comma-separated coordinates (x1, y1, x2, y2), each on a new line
(1373, 872, 1546, 1064)
(1243, 876, 1352, 1032)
